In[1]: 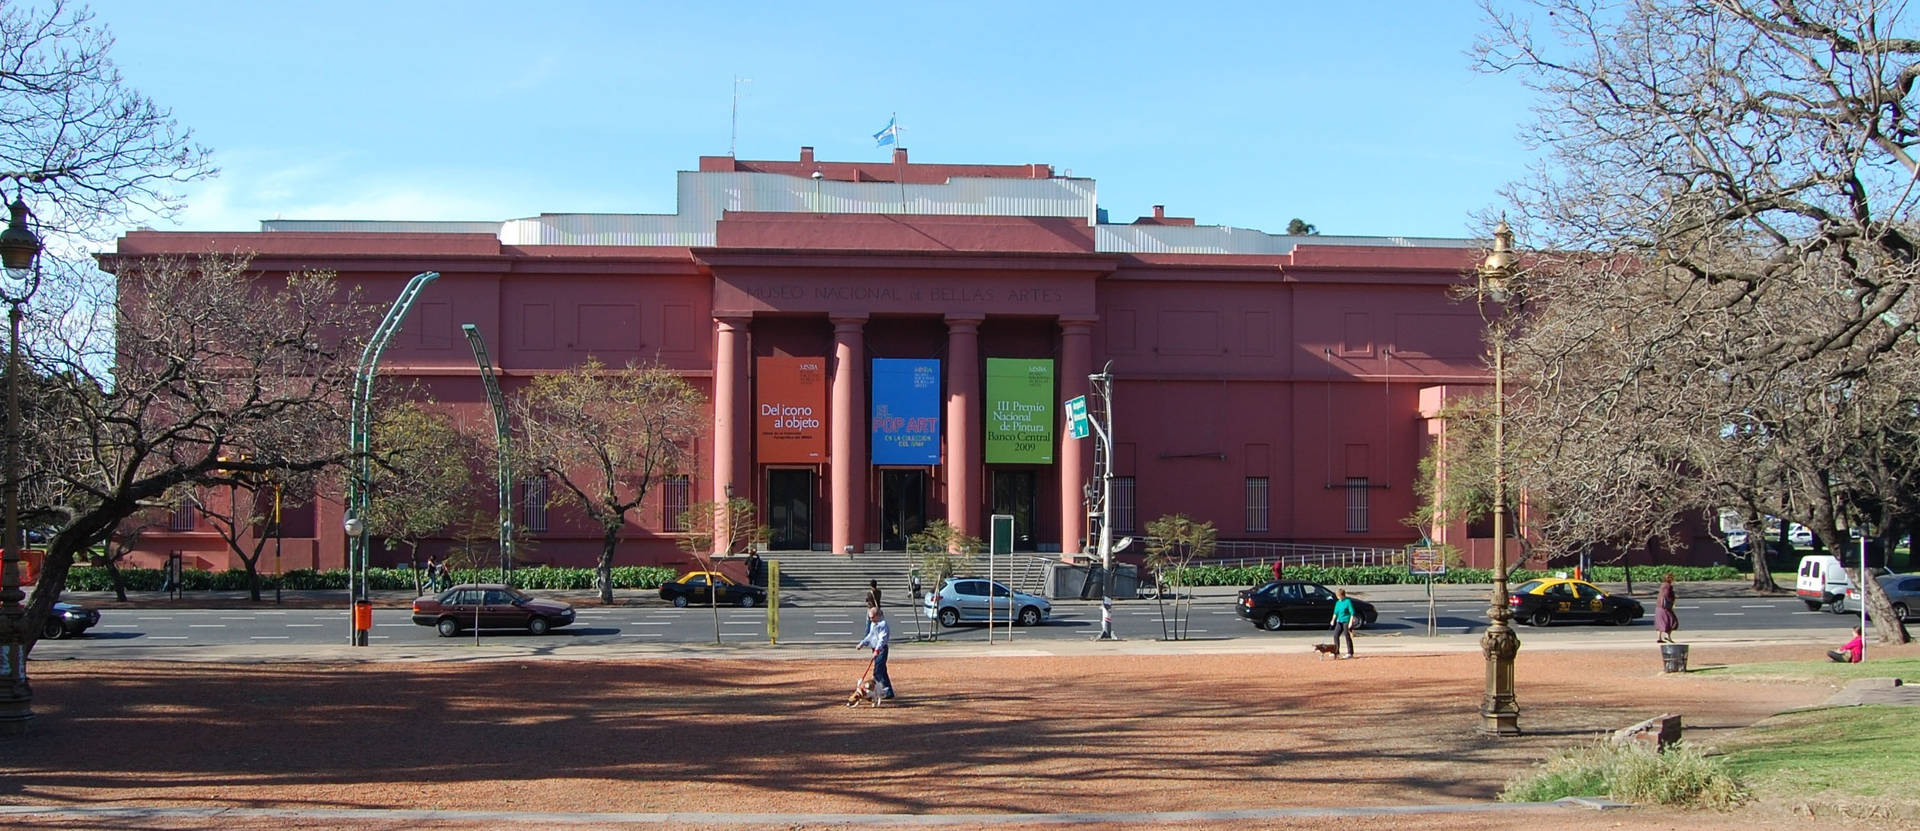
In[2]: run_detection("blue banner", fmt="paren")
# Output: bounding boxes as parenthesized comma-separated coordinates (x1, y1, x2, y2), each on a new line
(871, 358, 941, 464)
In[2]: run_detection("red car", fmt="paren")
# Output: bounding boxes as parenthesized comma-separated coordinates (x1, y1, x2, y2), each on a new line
(410, 584, 576, 637)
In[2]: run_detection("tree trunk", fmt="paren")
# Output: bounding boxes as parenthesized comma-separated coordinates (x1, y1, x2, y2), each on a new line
(1751, 540, 1778, 592)
(104, 556, 128, 602)
(597, 524, 619, 604)
(1862, 567, 1912, 645)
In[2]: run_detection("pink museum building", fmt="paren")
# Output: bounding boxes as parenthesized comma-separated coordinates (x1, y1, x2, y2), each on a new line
(111, 147, 1534, 573)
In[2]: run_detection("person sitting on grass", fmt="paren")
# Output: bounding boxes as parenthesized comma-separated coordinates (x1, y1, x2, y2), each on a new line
(1827, 625, 1864, 663)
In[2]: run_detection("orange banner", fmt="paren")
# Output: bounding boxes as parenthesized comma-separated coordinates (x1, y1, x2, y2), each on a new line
(756, 356, 826, 463)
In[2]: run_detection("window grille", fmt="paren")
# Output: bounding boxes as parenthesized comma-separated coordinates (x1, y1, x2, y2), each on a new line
(1113, 476, 1136, 534)
(1346, 477, 1369, 533)
(521, 476, 550, 533)
(663, 475, 691, 532)
(1245, 477, 1270, 533)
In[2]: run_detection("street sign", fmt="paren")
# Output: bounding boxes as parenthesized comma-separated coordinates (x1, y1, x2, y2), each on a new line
(1408, 547, 1446, 576)
(1064, 395, 1090, 439)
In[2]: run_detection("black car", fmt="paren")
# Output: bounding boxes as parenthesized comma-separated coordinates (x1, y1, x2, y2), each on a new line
(1236, 580, 1378, 631)
(42, 601, 100, 640)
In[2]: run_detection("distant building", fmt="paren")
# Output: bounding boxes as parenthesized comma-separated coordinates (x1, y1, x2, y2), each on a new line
(108, 147, 1598, 573)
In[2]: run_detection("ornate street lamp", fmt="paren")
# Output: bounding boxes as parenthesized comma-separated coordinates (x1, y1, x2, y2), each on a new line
(0, 196, 43, 734)
(1477, 219, 1521, 736)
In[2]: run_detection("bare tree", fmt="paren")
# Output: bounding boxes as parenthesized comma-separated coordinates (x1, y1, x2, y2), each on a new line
(676, 497, 768, 643)
(1476, 0, 1917, 641)
(23, 254, 364, 647)
(1, 0, 213, 242)
(1144, 514, 1215, 640)
(515, 359, 705, 604)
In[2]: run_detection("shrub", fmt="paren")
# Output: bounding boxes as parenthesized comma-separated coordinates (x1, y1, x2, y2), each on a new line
(1502, 742, 1746, 808)
(1166, 562, 1743, 587)
(59, 564, 682, 592)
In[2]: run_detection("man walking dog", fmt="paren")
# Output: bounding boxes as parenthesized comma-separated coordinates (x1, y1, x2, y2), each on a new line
(857, 606, 894, 699)
(1330, 588, 1357, 659)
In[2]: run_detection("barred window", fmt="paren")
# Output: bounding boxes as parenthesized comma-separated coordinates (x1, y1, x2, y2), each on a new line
(170, 495, 196, 531)
(1113, 476, 1136, 534)
(1346, 477, 1369, 533)
(1245, 477, 1269, 533)
(663, 475, 691, 532)
(521, 476, 550, 534)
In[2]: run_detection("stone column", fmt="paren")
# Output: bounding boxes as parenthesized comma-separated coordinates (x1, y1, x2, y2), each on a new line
(712, 316, 749, 507)
(945, 315, 984, 538)
(830, 315, 868, 555)
(1058, 319, 1094, 555)
(711, 316, 749, 557)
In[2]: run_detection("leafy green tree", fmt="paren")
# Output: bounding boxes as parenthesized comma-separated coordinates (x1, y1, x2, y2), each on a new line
(515, 359, 705, 604)
(676, 498, 768, 642)
(365, 400, 480, 592)
(908, 520, 981, 582)
(1285, 218, 1318, 235)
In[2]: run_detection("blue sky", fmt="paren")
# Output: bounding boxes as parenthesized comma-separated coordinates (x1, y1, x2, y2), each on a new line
(90, 0, 1533, 240)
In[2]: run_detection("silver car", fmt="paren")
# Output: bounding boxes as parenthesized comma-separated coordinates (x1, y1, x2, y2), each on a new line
(1836, 574, 1919, 620)
(924, 577, 1051, 627)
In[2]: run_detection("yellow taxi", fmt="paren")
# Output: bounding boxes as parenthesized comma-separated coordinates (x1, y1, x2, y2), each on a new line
(1508, 577, 1645, 627)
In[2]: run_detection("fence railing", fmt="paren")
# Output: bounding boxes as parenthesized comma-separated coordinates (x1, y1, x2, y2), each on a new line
(1169, 540, 1409, 571)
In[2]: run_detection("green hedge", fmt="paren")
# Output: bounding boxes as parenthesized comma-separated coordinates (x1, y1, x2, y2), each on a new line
(61, 564, 682, 592)
(1165, 563, 1744, 587)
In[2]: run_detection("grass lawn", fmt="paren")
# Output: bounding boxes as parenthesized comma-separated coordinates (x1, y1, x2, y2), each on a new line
(1693, 656, 1920, 684)
(1716, 706, 1918, 807)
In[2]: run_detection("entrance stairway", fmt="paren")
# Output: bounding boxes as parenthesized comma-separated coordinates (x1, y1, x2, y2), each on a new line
(759, 549, 1055, 606)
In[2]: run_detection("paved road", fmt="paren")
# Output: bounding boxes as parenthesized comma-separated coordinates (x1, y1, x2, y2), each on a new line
(32, 592, 1845, 653)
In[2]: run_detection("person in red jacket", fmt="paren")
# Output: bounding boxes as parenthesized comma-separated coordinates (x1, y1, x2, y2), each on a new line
(1271, 559, 1284, 582)
(1827, 626, 1864, 663)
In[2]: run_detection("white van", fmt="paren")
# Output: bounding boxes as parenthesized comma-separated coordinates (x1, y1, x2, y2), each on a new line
(1796, 554, 1852, 611)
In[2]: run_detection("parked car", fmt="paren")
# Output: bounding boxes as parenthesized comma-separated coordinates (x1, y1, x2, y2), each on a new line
(41, 601, 100, 640)
(1835, 574, 1919, 621)
(923, 577, 1051, 627)
(1508, 578, 1644, 626)
(659, 571, 765, 608)
(1796, 554, 1852, 611)
(1789, 524, 1816, 547)
(1236, 580, 1377, 631)
(410, 584, 576, 637)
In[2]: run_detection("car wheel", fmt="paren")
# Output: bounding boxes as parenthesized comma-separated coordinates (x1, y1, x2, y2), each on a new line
(1611, 608, 1634, 626)
(1895, 603, 1910, 621)
(671, 595, 689, 608)
(737, 593, 757, 608)
(528, 617, 551, 636)
(1803, 600, 1823, 611)
(1530, 609, 1553, 627)
(938, 608, 960, 628)
(1829, 600, 1848, 614)
(1361, 609, 1378, 628)
(1262, 612, 1285, 631)
(40, 619, 65, 640)
(1018, 606, 1042, 626)
(436, 617, 460, 638)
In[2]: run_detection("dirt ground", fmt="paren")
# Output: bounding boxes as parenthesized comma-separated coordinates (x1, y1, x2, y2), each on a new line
(2, 643, 1911, 830)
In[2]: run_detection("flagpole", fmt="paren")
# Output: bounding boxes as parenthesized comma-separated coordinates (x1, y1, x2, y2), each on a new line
(892, 112, 907, 214)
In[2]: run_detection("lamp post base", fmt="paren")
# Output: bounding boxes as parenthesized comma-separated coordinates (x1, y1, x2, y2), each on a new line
(1479, 613, 1522, 736)
(0, 641, 33, 735)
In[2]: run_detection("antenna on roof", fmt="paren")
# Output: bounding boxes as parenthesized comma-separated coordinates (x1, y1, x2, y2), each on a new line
(729, 76, 751, 157)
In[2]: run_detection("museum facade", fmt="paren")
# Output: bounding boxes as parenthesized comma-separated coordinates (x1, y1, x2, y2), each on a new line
(112, 147, 1531, 573)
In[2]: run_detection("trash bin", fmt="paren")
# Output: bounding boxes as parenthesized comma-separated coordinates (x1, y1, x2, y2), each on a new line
(1660, 643, 1689, 673)
(353, 600, 373, 632)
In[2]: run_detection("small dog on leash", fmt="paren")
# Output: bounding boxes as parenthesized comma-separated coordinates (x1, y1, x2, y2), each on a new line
(846, 676, 883, 707)
(1311, 643, 1340, 658)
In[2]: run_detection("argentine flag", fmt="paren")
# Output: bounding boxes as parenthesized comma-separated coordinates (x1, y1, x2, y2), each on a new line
(874, 114, 901, 148)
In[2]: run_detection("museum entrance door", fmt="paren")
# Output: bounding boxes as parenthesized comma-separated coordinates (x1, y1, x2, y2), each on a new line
(766, 469, 813, 551)
(991, 469, 1038, 552)
(880, 469, 928, 551)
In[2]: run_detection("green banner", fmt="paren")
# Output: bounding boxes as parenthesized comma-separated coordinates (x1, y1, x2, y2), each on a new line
(985, 358, 1055, 464)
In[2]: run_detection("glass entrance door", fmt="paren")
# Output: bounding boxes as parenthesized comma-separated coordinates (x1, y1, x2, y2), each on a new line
(991, 470, 1038, 552)
(767, 469, 813, 551)
(880, 469, 928, 551)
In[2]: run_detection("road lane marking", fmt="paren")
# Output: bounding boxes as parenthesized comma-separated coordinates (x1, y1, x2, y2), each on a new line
(1712, 612, 1745, 616)
(219, 616, 255, 620)
(250, 636, 290, 640)
(147, 636, 187, 640)
(1739, 604, 1775, 608)
(187, 624, 226, 628)
(136, 616, 175, 620)
(620, 633, 662, 638)
(285, 623, 324, 627)
(817, 631, 854, 636)
(628, 621, 672, 626)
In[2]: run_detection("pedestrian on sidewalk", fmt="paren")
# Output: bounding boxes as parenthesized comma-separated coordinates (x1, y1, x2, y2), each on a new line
(857, 605, 894, 699)
(1271, 559, 1284, 583)
(865, 579, 882, 609)
(1330, 588, 1357, 659)
(1828, 625, 1864, 663)
(746, 551, 764, 586)
(1655, 572, 1678, 644)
